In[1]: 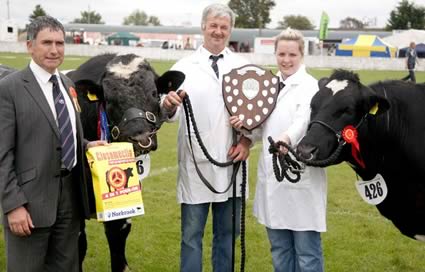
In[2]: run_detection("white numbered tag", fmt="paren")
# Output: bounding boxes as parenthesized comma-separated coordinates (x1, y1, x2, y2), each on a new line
(135, 154, 150, 183)
(355, 173, 388, 205)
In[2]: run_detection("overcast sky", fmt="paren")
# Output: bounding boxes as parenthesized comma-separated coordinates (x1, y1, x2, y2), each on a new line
(1, 0, 421, 29)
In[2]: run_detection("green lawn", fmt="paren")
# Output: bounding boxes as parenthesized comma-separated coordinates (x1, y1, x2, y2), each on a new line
(1, 53, 425, 271)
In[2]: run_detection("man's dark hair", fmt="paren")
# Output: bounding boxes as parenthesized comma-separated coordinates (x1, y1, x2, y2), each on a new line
(27, 16, 65, 40)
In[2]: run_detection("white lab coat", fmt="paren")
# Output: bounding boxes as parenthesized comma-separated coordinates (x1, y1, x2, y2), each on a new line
(253, 65, 328, 232)
(169, 46, 249, 204)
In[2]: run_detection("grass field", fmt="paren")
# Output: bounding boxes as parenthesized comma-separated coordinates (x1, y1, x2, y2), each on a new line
(1, 52, 425, 271)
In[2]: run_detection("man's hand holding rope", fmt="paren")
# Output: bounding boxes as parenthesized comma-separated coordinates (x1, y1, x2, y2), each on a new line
(228, 116, 251, 162)
(228, 136, 251, 162)
(162, 90, 186, 117)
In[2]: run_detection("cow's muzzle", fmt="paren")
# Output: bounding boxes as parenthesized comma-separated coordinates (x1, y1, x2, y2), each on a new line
(129, 131, 158, 155)
(296, 143, 317, 161)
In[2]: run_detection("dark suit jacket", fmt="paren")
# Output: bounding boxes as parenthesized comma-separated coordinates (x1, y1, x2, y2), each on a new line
(0, 66, 92, 227)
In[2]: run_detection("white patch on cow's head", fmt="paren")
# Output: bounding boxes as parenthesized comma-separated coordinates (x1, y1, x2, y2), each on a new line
(107, 57, 145, 79)
(326, 79, 349, 95)
(414, 234, 425, 242)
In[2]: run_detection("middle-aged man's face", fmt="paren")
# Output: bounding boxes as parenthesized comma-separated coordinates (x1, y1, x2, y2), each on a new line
(27, 28, 65, 74)
(275, 40, 303, 79)
(202, 14, 231, 55)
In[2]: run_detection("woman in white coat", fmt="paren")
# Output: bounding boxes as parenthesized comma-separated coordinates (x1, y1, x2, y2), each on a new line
(231, 29, 327, 272)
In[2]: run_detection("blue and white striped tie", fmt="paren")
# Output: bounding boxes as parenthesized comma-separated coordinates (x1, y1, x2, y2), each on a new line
(50, 75, 75, 171)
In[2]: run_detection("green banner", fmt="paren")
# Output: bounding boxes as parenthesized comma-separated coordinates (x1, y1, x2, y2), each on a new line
(319, 11, 329, 40)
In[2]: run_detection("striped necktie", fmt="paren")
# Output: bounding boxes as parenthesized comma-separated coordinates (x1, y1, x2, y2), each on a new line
(50, 75, 75, 171)
(210, 54, 223, 78)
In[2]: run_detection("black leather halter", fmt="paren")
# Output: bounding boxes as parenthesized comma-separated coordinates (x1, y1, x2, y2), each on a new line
(110, 107, 159, 140)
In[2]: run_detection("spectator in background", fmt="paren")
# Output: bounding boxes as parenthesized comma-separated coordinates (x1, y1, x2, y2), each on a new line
(73, 34, 81, 44)
(402, 41, 419, 83)
(184, 37, 192, 50)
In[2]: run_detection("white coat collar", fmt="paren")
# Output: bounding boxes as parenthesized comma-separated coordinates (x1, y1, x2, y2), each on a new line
(188, 46, 232, 80)
(277, 64, 308, 88)
(191, 46, 231, 64)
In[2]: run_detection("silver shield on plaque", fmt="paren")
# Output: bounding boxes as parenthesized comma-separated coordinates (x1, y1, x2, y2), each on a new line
(222, 64, 280, 131)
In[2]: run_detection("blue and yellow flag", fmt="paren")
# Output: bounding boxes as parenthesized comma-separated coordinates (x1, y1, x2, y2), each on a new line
(319, 12, 329, 40)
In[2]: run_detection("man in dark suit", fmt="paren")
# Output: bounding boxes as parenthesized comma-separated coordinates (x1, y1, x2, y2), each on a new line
(402, 41, 419, 83)
(0, 16, 105, 272)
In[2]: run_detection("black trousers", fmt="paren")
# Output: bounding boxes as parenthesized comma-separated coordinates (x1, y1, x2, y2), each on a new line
(402, 69, 416, 83)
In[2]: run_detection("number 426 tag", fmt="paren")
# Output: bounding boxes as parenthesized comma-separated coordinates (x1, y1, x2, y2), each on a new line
(355, 173, 388, 205)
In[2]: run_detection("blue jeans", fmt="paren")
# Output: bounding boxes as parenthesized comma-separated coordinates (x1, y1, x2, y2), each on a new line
(180, 198, 241, 272)
(266, 228, 324, 272)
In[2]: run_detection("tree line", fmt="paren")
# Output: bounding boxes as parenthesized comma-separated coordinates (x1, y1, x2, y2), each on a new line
(29, 0, 425, 30)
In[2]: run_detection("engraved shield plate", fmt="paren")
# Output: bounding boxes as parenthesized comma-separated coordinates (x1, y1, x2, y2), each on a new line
(222, 64, 280, 131)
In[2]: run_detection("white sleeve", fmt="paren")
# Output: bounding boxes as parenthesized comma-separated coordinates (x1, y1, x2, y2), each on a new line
(284, 100, 311, 147)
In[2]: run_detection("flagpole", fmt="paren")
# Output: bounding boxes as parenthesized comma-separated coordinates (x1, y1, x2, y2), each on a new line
(319, 11, 329, 56)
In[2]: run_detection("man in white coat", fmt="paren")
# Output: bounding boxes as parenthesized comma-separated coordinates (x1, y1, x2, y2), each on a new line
(161, 3, 251, 272)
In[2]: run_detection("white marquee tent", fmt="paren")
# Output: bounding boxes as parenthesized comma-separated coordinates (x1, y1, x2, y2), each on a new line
(382, 29, 425, 49)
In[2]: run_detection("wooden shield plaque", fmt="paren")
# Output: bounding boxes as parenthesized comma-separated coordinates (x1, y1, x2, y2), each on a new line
(222, 64, 280, 131)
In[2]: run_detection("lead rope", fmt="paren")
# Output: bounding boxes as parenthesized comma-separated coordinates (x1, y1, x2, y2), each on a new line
(181, 94, 247, 272)
(267, 138, 302, 183)
(267, 136, 346, 168)
(239, 161, 247, 272)
(272, 113, 370, 170)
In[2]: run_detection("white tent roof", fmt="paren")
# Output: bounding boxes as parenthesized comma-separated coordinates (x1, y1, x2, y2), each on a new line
(382, 29, 425, 48)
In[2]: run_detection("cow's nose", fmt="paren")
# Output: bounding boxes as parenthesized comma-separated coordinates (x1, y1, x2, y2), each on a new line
(297, 143, 318, 161)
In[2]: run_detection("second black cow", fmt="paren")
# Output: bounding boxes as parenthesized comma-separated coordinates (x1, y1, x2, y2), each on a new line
(297, 69, 425, 242)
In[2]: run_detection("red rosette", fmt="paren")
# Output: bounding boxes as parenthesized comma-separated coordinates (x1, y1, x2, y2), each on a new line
(342, 125, 357, 144)
(69, 86, 77, 98)
(342, 125, 365, 168)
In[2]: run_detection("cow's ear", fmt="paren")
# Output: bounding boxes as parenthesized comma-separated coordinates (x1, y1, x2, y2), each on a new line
(318, 77, 330, 89)
(156, 71, 186, 95)
(365, 93, 390, 116)
(68, 66, 107, 89)
(73, 66, 108, 101)
(73, 81, 104, 102)
(68, 54, 117, 102)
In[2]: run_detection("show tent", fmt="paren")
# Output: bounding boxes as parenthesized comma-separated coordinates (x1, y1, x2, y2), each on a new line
(107, 32, 140, 46)
(382, 29, 425, 49)
(336, 34, 396, 58)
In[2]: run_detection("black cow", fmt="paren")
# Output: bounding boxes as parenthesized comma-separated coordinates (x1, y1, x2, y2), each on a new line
(297, 69, 425, 242)
(68, 53, 184, 272)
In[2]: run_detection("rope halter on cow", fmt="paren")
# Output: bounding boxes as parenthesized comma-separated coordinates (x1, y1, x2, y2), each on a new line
(267, 111, 371, 180)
